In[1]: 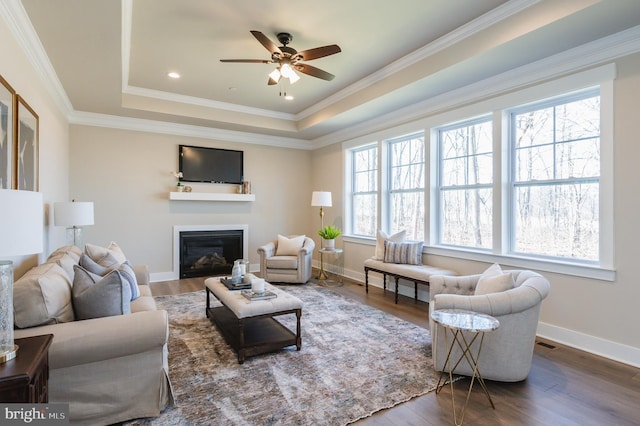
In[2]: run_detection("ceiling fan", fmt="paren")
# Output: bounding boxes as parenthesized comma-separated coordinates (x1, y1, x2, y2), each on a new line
(220, 31, 341, 85)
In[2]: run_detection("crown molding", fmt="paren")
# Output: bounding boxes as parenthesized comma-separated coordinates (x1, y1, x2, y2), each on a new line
(295, 0, 540, 121)
(312, 24, 640, 149)
(0, 0, 73, 115)
(68, 110, 313, 150)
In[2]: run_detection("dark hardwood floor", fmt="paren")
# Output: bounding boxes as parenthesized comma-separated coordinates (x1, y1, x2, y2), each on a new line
(152, 274, 640, 426)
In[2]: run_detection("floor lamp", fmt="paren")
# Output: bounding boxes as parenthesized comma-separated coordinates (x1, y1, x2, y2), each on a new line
(311, 191, 332, 280)
(54, 200, 94, 249)
(311, 191, 332, 231)
(0, 190, 43, 363)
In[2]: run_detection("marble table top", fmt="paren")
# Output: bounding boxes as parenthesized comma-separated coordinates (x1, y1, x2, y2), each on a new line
(431, 309, 499, 332)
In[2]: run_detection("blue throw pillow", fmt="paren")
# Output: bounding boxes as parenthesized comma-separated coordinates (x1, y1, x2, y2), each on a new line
(383, 240, 424, 265)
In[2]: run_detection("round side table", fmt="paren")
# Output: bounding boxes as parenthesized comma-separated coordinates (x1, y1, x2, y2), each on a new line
(317, 248, 343, 287)
(430, 308, 500, 426)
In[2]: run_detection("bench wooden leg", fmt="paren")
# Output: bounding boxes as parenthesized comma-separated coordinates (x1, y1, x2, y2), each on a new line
(415, 281, 418, 302)
(365, 267, 369, 293)
(394, 276, 399, 304)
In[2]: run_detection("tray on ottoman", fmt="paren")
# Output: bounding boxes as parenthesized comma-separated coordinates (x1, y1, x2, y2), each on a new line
(205, 278, 303, 364)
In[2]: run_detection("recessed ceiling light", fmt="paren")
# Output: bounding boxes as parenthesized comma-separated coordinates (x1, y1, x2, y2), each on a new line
(167, 72, 180, 79)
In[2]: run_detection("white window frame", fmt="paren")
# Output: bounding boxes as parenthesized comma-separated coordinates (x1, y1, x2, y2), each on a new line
(348, 143, 378, 237)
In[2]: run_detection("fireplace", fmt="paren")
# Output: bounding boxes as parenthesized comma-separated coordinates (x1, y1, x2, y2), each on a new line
(179, 230, 243, 278)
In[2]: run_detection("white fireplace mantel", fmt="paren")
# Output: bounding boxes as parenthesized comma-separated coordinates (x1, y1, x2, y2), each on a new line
(169, 192, 255, 202)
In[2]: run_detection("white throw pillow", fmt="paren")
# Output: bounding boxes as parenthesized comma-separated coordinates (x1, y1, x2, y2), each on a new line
(374, 230, 406, 260)
(85, 241, 127, 268)
(475, 263, 515, 295)
(275, 234, 306, 256)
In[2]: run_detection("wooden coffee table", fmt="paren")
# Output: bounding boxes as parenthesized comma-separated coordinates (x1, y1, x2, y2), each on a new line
(205, 278, 303, 364)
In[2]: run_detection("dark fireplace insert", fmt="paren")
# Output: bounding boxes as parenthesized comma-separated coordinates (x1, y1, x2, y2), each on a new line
(179, 230, 243, 278)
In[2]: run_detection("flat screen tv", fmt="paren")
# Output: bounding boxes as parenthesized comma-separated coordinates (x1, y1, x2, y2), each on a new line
(179, 145, 244, 184)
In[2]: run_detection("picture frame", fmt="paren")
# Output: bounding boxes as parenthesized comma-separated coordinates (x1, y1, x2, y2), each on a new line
(15, 95, 39, 191)
(0, 74, 15, 190)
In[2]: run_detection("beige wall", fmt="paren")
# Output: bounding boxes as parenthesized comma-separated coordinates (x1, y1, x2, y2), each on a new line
(315, 54, 640, 366)
(69, 126, 312, 278)
(0, 13, 69, 277)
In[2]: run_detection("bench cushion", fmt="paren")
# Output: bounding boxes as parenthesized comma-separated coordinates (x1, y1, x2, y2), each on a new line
(364, 258, 456, 281)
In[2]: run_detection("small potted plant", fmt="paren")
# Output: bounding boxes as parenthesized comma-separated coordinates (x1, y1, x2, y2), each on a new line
(318, 225, 341, 250)
(172, 171, 184, 191)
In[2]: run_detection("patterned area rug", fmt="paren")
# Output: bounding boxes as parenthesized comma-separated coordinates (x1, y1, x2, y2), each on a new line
(134, 283, 439, 425)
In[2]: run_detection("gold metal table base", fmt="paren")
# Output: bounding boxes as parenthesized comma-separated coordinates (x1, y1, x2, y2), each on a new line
(436, 328, 495, 425)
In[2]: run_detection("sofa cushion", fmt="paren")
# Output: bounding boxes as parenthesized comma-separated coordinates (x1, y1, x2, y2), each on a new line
(80, 254, 140, 300)
(85, 241, 127, 268)
(383, 240, 423, 265)
(48, 245, 82, 263)
(475, 263, 515, 295)
(13, 262, 74, 328)
(72, 265, 131, 320)
(266, 256, 299, 269)
(374, 230, 406, 260)
(275, 234, 305, 256)
(45, 252, 79, 281)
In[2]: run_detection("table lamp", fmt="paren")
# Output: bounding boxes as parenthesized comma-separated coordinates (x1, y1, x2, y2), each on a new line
(54, 200, 94, 248)
(0, 189, 43, 363)
(311, 191, 332, 230)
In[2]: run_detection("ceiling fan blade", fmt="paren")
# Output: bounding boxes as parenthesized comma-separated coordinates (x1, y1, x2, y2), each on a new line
(250, 30, 282, 55)
(220, 59, 271, 63)
(297, 44, 341, 61)
(295, 63, 335, 81)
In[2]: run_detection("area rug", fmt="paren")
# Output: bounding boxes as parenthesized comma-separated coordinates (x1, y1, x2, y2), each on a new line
(135, 283, 439, 425)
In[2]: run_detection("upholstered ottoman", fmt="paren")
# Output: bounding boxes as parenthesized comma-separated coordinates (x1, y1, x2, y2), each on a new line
(204, 278, 303, 363)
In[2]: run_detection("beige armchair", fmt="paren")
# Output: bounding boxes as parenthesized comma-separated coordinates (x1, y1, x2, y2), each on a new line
(429, 270, 550, 382)
(257, 236, 315, 284)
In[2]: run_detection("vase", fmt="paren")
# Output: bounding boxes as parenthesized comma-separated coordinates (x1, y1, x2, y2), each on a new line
(323, 238, 335, 250)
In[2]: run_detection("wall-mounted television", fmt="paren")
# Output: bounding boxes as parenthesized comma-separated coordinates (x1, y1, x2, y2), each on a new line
(179, 145, 244, 184)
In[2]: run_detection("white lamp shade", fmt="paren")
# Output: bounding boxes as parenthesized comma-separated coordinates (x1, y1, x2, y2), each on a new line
(54, 201, 94, 227)
(311, 191, 332, 207)
(0, 190, 43, 257)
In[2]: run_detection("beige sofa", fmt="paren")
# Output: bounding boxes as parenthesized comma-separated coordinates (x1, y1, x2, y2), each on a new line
(13, 245, 174, 425)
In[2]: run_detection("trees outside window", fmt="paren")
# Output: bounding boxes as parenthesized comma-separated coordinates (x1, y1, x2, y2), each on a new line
(388, 133, 425, 240)
(437, 118, 493, 249)
(510, 91, 600, 261)
(351, 145, 378, 237)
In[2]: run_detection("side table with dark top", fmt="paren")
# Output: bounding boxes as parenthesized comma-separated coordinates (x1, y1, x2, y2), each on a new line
(0, 334, 53, 403)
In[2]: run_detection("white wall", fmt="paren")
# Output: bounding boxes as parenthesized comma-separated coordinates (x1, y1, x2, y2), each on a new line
(0, 12, 69, 277)
(317, 53, 640, 367)
(69, 125, 312, 280)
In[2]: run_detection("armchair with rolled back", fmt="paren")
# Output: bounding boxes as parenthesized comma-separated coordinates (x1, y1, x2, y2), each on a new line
(257, 234, 315, 284)
(429, 266, 550, 382)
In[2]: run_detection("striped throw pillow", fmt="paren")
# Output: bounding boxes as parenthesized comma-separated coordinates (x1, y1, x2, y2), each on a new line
(383, 240, 424, 265)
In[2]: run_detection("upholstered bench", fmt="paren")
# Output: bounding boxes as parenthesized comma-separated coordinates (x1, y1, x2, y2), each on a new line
(204, 277, 303, 363)
(364, 258, 456, 304)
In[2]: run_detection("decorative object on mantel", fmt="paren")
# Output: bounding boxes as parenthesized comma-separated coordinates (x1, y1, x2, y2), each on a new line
(242, 181, 251, 194)
(0, 189, 43, 363)
(53, 200, 94, 249)
(184, 185, 192, 192)
(171, 171, 183, 191)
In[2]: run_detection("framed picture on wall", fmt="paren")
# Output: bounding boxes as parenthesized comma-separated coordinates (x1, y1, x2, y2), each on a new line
(0, 74, 15, 189)
(16, 95, 39, 191)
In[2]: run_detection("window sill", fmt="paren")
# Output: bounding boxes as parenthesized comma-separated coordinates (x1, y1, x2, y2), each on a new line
(343, 235, 616, 282)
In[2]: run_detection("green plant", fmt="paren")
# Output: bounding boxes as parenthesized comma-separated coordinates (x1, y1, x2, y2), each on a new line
(318, 225, 341, 239)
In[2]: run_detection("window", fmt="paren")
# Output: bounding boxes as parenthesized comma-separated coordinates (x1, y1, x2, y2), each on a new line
(510, 90, 600, 261)
(387, 133, 425, 240)
(351, 145, 378, 237)
(437, 118, 493, 249)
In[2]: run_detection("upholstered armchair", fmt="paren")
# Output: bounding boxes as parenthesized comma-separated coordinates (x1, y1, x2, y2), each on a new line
(429, 269, 550, 382)
(257, 235, 315, 284)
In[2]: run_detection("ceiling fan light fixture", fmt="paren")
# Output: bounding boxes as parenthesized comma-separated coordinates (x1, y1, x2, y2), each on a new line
(288, 71, 300, 84)
(268, 68, 281, 83)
